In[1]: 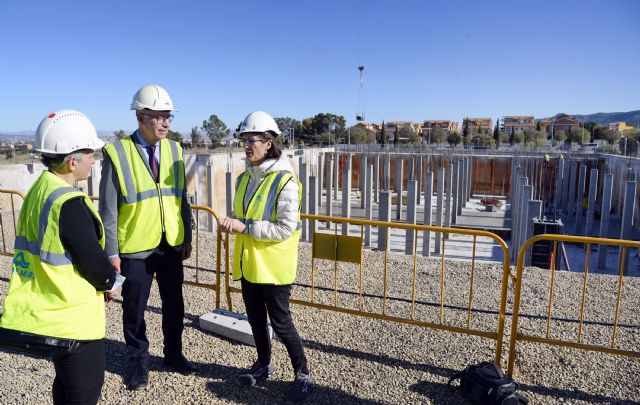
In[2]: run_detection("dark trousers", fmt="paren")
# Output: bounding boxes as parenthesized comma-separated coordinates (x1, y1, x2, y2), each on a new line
(121, 241, 184, 364)
(52, 339, 105, 405)
(241, 278, 308, 375)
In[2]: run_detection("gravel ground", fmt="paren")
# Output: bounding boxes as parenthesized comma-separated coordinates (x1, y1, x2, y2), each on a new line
(0, 226, 639, 404)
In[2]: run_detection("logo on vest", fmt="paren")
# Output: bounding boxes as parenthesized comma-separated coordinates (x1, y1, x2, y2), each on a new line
(12, 252, 34, 279)
(255, 194, 263, 202)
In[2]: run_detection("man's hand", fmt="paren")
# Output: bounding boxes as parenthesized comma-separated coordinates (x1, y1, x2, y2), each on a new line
(109, 255, 121, 273)
(218, 216, 246, 234)
(182, 242, 192, 261)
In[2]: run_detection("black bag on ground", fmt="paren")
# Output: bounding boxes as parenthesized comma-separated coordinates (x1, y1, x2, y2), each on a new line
(0, 326, 80, 357)
(448, 361, 528, 405)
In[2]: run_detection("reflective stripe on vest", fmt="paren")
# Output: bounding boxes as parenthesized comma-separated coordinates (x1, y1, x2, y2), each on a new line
(0, 171, 106, 340)
(232, 170, 302, 285)
(103, 136, 185, 253)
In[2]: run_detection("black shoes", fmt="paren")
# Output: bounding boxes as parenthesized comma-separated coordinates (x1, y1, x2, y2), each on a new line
(238, 361, 276, 387)
(127, 362, 149, 391)
(163, 354, 198, 375)
(285, 370, 313, 404)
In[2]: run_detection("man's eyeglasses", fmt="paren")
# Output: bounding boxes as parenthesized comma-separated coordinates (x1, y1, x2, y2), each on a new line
(140, 113, 174, 124)
(243, 138, 268, 146)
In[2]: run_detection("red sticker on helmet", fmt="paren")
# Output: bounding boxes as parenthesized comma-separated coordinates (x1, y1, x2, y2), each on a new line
(48, 113, 55, 118)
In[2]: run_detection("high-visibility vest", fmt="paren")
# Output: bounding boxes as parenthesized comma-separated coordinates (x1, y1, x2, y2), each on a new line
(232, 170, 302, 285)
(0, 171, 106, 340)
(103, 136, 185, 253)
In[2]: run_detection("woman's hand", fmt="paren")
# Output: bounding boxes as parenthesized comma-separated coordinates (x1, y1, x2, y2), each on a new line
(219, 216, 246, 234)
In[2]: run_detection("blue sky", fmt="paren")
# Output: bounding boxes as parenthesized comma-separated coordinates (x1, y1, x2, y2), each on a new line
(0, 0, 638, 134)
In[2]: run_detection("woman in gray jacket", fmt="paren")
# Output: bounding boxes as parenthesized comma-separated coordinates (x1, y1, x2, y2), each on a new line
(219, 111, 311, 405)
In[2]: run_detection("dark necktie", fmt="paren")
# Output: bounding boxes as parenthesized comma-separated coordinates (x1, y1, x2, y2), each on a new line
(147, 144, 159, 181)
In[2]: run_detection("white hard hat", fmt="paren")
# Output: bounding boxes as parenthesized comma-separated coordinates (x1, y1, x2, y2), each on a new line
(130, 84, 175, 111)
(35, 109, 105, 155)
(237, 111, 281, 136)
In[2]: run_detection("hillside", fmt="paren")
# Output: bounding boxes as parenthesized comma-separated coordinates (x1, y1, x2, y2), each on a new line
(564, 110, 640, 126)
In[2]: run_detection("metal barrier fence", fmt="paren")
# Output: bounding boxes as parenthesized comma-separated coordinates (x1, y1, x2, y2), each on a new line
(507, 234, 640, 376)
(224, 213, 511, 365)
(5, 188, 639, 373)
(187, 204, 230, 310)
(0, 190, 231, 310)
(0, 189, 25, 257)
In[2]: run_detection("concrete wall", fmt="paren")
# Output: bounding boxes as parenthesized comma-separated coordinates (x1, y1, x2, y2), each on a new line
(0, 148, 332, 215)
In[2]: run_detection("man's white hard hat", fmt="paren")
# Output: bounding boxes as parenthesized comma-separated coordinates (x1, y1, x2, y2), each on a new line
(130, 84, 175, 111)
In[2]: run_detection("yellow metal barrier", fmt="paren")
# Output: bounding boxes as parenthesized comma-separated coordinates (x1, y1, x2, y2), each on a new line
(224, 213, 511, 366)
(507, 234, 640, 376)
(187, 205, 231, 310)
(0, 189, 25, 257)
(0, 190, 231, 310)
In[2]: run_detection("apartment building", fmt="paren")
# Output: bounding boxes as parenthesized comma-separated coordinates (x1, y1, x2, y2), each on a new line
(421, 120, 460, 134)
(609, 122, 630, 132)
(540, 113, 581, 135)
(463, 118, 493, 135)
(503, 116, 535, 134)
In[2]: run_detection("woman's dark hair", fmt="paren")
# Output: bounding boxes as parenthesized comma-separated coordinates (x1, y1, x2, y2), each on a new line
(41, 149, 92, 171)
(265, 132, 282, 160)
(41, 153, 70, 171)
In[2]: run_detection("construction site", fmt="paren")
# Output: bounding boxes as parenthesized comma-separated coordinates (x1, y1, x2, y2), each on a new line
(0, 147, 638, 404)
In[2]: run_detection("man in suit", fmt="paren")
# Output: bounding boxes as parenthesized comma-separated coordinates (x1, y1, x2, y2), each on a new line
(99, 84, 196, 391)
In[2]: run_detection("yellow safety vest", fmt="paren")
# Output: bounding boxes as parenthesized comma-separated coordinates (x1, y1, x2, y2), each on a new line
(0, 171, 106, 340)
(232, 170, 302, 285)
(103, 136, 185, 253)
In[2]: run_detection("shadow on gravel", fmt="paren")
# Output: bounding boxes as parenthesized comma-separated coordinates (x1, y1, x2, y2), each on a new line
(207, 379, 386, 405)
(411, 380, 640, 405)
(105, 338, 225, 384)
(303, 338, 457, 377)
(518, 383, 640, 405)
(410, 380, 466, 405)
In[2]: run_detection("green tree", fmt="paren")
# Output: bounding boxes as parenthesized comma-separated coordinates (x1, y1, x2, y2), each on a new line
(190, 126, 203, 148)
(567, 127, 584, 144)
(201, 114, 229, 148)
(493, 118, 500, 148)
(447, 132, 462, 146)
(513, 132, 525, 144)
(554, 130, 567, 143)
(593, 126, 607, 140)
(167, 130, 182, 143)
(398, 126, 420, 145)
(583, 121, 598, 142)
(433, 128, 447, 145)
(302, 113, 346, 140)
(274, 117, 303, 146)
(499, 131, 510, 144)
(393, 126, 399, 146)
(349, 126, 370, 144)
(535, 120, 542, 131)
(379, 120, 387, 145)
(602, 128, 622, 145)
(533, 131, 547, 147)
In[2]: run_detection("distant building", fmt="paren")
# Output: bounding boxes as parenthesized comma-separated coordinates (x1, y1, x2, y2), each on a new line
(385, 121, 422, 133)
(540, 114, 581, 136)
(356, 122, 381, 132)
(463, 118, 493, 135)
(421, 120, 459, 135)
(385, 121, 422, 141)
(609, 121, 630, 132)
(503, 116, 535, 135)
